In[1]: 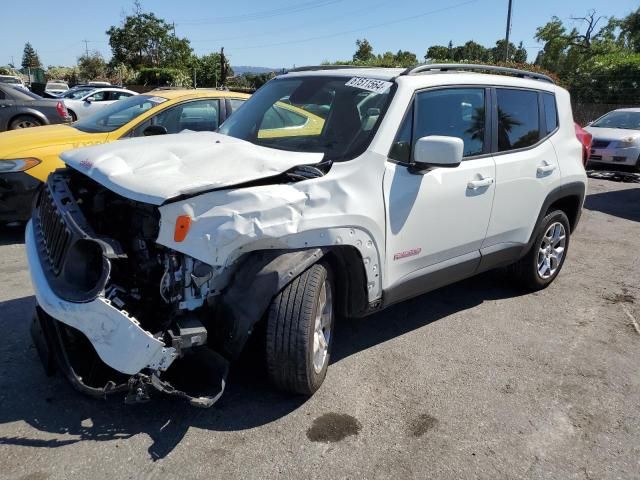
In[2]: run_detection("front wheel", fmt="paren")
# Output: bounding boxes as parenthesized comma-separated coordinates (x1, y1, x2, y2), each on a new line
(512, 210, 570, 291)
(265, 262, 334, 395)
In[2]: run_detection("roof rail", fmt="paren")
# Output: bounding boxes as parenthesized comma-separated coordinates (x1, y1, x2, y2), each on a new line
(287, 65, 381, 73)
(401, 63, 555, 84)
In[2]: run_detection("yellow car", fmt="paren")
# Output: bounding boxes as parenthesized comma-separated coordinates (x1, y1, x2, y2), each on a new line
(257, 102, 324, 139)
(0, 89, 250, 223)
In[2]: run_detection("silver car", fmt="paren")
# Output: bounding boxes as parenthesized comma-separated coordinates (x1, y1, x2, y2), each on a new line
(585, 108, 640, 171)
(0, 84, 71, 131)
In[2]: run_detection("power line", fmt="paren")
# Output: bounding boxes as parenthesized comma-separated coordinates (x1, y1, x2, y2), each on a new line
(226, 0, 479, 51)
(177, 0, 343, 26)
(187, 0, 392, 44)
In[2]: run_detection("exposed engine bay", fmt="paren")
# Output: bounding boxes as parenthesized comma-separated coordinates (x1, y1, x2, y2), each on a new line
(30, 169, 236, 407)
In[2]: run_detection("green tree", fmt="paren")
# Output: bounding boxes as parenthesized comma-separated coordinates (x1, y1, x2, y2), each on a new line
(77, 52, 107, 80)
(106, 6, 193, 69)
(21, 42, 41, 69)
(353, 39, 374, 62)
(46, 66, 78, 82)
(513, 42, 528, 63)
(189, 53, 233, 87)
(425, 45, 451, 61)
(459, 41, 488, 61)
(490, 39, 518, 62)
(393, 50, 417, 66)
(618, 7, 640, 52)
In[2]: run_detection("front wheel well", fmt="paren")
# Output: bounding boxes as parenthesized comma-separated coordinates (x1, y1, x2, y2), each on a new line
(546, 195, 582, 232)
(322, 246, 369, 318)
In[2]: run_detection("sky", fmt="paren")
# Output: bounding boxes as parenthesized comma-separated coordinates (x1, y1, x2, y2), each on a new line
(1, 0, 638, 69)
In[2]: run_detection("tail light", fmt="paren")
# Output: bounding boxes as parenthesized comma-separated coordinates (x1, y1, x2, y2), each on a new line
(56, 101, 68, 119)
(574, 123, 592, 167)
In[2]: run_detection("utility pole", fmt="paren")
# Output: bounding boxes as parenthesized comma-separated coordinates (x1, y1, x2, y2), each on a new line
(220, 47, 226, 87)
(83, 39, 89, 57)
(504, 0, 513, 62)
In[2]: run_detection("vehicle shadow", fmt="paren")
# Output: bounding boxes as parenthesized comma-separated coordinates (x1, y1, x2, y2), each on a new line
(0, 270, 524, 460)
(584, 186, 640, 222)
(0, 224, 25, 246)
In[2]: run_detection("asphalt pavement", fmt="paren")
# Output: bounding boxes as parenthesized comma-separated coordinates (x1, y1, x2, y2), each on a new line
(0, 177, 638, 480)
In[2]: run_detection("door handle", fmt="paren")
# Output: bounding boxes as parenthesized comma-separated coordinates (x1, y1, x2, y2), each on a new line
(537, 161, 556, 175)
(467, 176, 494, 190)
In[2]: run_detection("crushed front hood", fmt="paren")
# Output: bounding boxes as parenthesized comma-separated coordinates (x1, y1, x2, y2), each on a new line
(61, 132, 323, 205)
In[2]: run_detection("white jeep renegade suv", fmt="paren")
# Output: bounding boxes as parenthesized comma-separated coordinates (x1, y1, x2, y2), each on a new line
(27, 64, 587, 406)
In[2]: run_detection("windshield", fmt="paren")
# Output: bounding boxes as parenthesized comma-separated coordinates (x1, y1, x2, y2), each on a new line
(591, 111, 640, 130)
(218, 75, 395, 161)
(0, 77, 21, 85)
(62, 88, 96, 99)
(73, 94, 167, 133)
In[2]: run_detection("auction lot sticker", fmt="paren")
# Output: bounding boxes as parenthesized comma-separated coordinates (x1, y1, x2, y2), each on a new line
(345, 77, 393, 94)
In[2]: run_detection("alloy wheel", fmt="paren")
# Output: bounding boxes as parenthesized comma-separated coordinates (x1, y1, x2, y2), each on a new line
(537, 222, 566, 279)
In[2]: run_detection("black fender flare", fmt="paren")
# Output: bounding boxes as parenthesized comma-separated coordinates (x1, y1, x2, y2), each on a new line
(524, 181, 586, 254)
(214, 248, 328, 359)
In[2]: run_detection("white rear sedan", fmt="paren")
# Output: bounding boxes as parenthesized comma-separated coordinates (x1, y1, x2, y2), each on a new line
(585, 108, 640, 171)
(64, 87, 138, 121)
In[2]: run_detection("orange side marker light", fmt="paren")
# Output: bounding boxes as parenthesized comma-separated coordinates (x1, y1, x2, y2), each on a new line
(174, 215, 192, 242)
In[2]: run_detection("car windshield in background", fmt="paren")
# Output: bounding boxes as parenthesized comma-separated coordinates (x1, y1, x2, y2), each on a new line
(62, 88, 96, 99)
(591, 111, 640, 130)
(0, 77, 21, 84)
(72, 94, 167, 133)
(60, 87, 96, 100)
(218, 75, 395, 161)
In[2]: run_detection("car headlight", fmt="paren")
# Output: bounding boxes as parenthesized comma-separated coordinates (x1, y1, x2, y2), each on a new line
(0, 158, 41, 173)
(617, 137, 640, 148)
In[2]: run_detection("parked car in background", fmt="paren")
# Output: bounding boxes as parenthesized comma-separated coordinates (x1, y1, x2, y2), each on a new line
(0, 89, 249, 223)
(584, 108, 640, 171)
(45, 81, 69, 96)
(0, 84, 70, 132)
(574, 122, 592, 166)
(63, 87, 138, 121)
(0, 75, 27, 90)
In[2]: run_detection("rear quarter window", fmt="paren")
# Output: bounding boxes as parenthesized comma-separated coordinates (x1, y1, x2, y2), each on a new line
(542, 93, 558, 134)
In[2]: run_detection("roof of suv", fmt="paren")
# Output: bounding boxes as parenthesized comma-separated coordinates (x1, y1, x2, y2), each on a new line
(284, 64, 557, 89)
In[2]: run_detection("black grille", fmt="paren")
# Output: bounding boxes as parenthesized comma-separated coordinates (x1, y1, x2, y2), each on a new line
(37, 187, 71, 276)
(592, 139, 610, 149)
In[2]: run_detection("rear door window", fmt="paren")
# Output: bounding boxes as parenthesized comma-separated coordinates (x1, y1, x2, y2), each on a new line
(496, 89, 541, 151)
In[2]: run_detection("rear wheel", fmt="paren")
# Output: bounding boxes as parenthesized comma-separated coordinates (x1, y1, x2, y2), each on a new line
(10, 115, 42, 129)
(67, 109, 77, 122)
(265, 262, 334, 395)
(512, 210, 570, 291)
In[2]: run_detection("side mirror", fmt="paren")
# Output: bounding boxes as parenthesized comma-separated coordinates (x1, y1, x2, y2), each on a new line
(85, 96, 94, 103)
(143, 124, 168, 136)
(410, 135, 464, 174)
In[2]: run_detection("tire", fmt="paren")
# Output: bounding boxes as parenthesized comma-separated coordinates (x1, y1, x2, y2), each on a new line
(266, 262, 334, 395)
(67, 109, 77, 122)
(10, 115, 42, 129)
(512, 210, 570, 291)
